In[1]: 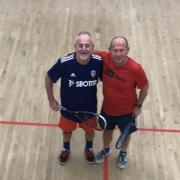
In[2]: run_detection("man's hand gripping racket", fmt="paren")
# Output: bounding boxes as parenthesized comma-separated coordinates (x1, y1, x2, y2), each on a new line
(59, 105, 107, 131)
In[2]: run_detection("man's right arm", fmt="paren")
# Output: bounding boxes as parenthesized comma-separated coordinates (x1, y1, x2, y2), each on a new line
(45, 73, 59, 111)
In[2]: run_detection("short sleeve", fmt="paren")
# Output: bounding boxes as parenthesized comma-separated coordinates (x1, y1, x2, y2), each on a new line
(135, 65, 148, 89)
(47, 58, 62, 83)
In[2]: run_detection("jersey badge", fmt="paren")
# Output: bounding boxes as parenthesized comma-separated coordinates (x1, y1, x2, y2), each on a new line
(91, 70, 96, 78)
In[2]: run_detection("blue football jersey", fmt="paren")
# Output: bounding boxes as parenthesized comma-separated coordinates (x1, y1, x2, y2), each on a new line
(48, 52, 102, 121)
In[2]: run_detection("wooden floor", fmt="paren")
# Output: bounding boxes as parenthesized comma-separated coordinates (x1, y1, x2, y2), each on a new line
(0, 0, 180, 179)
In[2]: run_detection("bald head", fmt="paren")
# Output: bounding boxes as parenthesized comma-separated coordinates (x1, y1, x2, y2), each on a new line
(109, 36, 129, 50)
(108, 36, 129, 66)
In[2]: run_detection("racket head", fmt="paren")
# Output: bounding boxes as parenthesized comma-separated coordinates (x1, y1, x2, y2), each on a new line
(115, 131, 128, 150)
(115, 136, 123, 150)
(115, 119, 137, 149)
(59, 105, 107, 131)
(95, 114, 107, 131)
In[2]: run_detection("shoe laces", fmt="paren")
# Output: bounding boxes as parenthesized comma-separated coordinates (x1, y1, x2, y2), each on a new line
(101, 148, 109, 155)
(120, 152, 127, 161)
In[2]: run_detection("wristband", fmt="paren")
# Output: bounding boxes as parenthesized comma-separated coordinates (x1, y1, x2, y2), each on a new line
(136, 104, 142, 108)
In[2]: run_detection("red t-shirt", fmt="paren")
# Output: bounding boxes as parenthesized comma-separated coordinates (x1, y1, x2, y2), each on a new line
(96, 51, 148, 116)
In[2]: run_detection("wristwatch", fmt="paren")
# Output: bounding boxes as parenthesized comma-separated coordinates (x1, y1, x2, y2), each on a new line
(136, 104, 142, 108)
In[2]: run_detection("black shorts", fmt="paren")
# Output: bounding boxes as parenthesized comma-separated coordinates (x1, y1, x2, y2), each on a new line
(100, 110, 137, 132)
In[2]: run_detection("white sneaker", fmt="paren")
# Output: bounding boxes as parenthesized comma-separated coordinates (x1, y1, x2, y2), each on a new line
(118, 151, 128, 169)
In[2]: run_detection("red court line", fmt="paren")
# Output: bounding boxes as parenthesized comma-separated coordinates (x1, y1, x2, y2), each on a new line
(1, 120, 180, 180)
(0, 120, 57, 127)
(101, 128, 180, 180)
(104, 158, 108, 180)
(1, 120, 180, 133)
(138, 128, 180, 133)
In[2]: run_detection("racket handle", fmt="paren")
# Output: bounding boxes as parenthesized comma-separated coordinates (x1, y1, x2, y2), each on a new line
(59, 105, 67, 111)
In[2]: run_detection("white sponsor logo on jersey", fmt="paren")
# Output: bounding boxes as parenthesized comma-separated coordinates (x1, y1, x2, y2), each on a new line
(68, 80, 97, 87)
(69, 80, 75, 87)
(76, 80, 97, 87)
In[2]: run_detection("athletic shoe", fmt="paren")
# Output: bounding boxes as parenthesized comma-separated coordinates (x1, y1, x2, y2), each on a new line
(95, 148, 111, 163)
(58, 149, 70, 165)
(85, 148, 95, 164)
(118, 151, 128, 169)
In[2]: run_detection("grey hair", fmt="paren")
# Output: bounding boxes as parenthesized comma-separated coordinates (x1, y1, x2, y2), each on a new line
(74, 31, 94, 45)
(77, 31, 92, 37)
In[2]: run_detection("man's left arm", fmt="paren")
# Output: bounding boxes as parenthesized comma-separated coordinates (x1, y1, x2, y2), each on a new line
(133, 83, 149, 117)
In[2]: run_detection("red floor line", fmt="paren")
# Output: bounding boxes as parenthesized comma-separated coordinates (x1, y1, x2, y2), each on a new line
(1, 120, 179, 180)
(0, 120, 57, 127)
(1, 120, 180, 133)
(138, 128, 180, 133)
(104, 157, 108, 180)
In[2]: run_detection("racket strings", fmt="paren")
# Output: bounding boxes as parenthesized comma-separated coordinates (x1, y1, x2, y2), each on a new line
(59, 105, 107, 131)
(97, 115, 106, 130)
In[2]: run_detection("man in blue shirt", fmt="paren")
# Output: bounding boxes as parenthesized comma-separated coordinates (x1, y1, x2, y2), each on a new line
(45, 32, 102, 164)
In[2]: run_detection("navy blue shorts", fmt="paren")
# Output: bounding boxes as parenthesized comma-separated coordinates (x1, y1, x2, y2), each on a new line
(100, 110, 137, 132)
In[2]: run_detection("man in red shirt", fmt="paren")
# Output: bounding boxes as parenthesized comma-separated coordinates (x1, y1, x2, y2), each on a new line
(95, 36, 149, 169)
